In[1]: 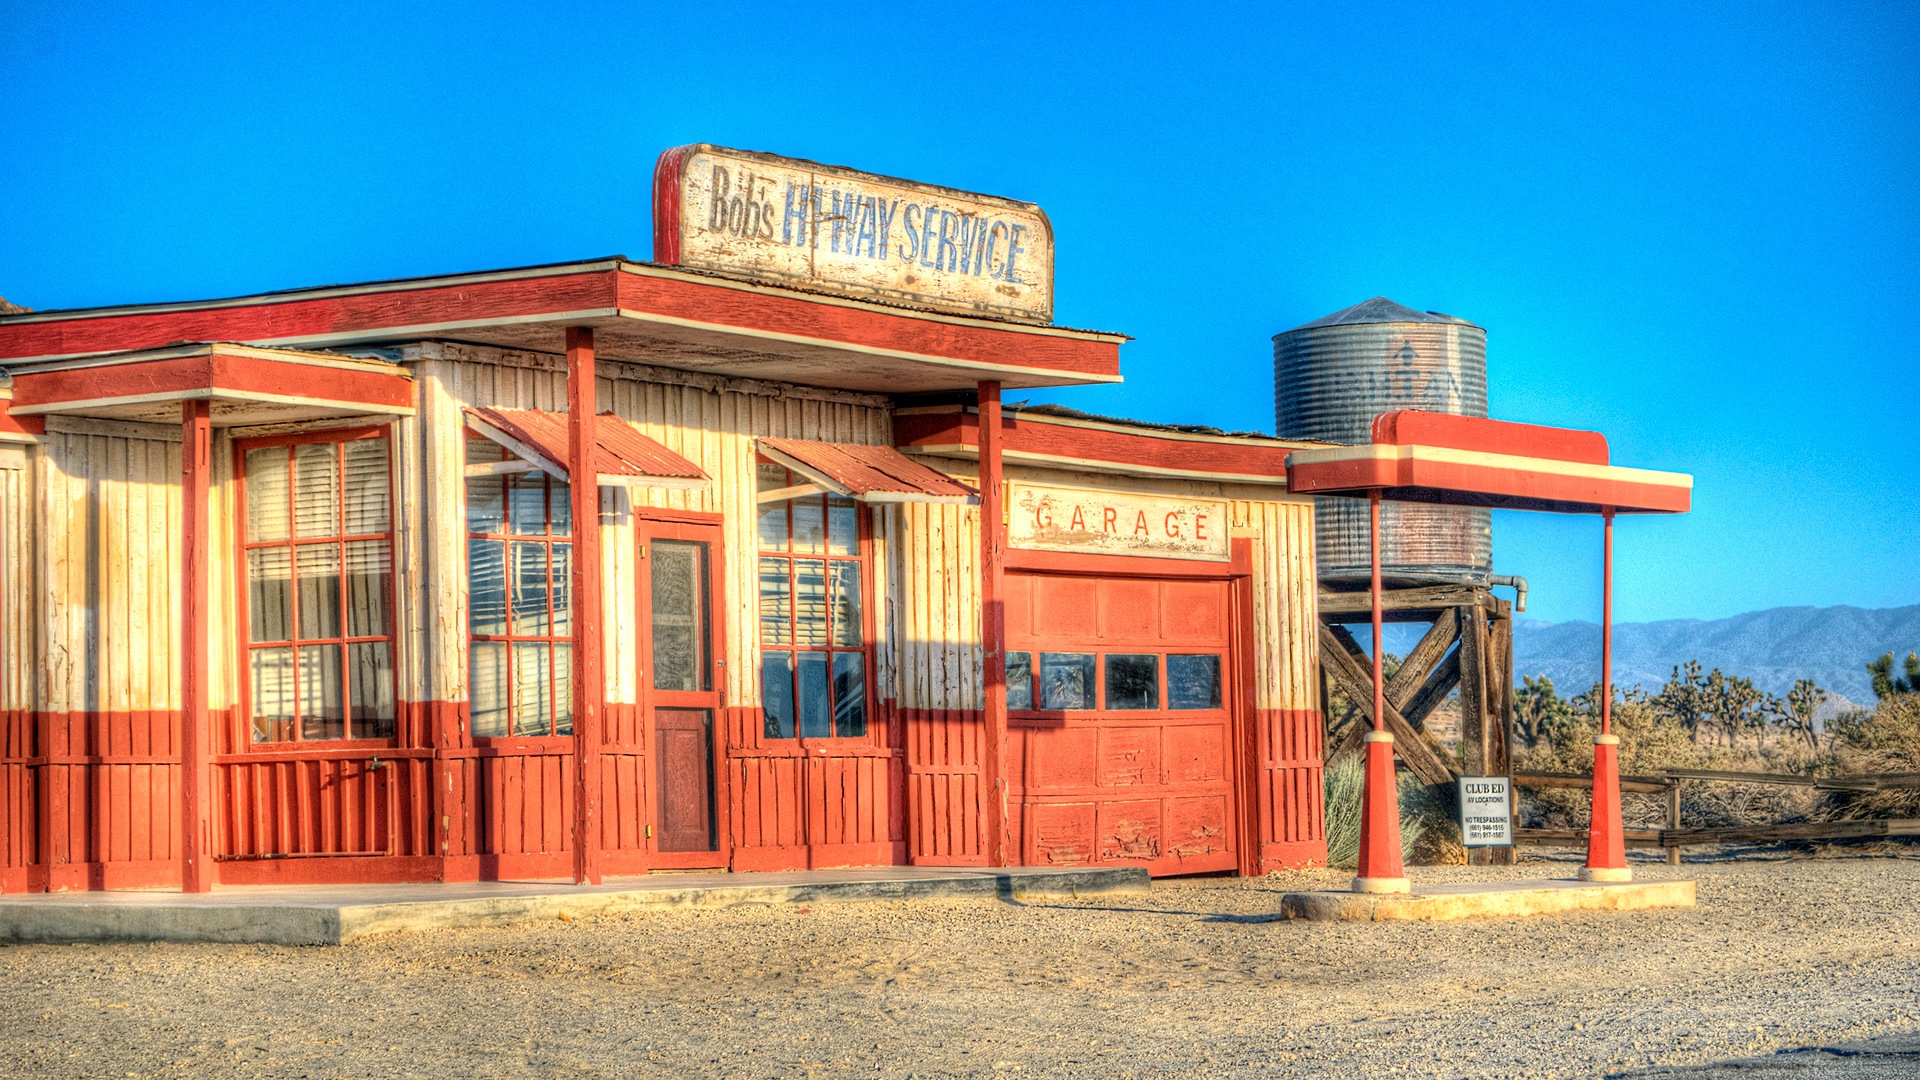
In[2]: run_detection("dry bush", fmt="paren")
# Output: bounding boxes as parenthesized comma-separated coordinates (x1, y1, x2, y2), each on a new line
(1824, 694, 1920, 820)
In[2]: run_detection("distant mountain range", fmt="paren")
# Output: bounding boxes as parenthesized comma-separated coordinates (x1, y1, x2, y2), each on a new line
(1507, 604, 1920, 706)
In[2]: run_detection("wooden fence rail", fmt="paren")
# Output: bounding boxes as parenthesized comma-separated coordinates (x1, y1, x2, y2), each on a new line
(1509, 770, 1920, 863)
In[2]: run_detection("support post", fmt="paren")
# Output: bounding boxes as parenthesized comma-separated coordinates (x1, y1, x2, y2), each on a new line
(1665, 781, 1682, 866)
(180, 399, 213, 893)
(1353, 489, 1408, 893)
(977, 380, 1010, 867)
(567, 327, 604, 886)
(1583, 509, 1629, 882)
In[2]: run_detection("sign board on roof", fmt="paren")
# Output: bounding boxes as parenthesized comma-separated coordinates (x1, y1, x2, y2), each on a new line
(653, 144, 1054, 324)
(1007, 483, 1230, 562)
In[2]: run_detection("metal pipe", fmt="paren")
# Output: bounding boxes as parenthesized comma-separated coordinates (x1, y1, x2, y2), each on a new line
(1489, 573, 1529, 613)
(1371, 489, 1385, 733)
(1601, 511, 1614, 737)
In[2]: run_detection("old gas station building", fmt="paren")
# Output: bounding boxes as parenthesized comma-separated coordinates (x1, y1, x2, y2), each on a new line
(0, 146, 1329, 893)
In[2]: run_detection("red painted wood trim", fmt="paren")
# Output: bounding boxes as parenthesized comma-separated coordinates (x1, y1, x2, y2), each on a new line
(652, 146, 697, 265)
(0, 273, 621, 362)
(1287, 456, 1692, 514)
(13, 352, 412, 414)
(181, 400, 213, 892)
(1373, 410, 1609, 464)
(568, 327, 605, 885)
(894, 409, 1293, 479)
(977, 381, 1009, 867)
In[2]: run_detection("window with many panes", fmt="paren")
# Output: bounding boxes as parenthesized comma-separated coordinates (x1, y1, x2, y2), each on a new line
(241, 432, 396, 743)
(756, 461, 868, 739)
(465, 433, 574, 738)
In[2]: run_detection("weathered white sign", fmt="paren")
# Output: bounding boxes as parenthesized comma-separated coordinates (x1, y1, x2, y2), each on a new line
(1458, 776, 1513, 847)
(1008, 484, 1230, 562)
(654, 144, 1054, 324)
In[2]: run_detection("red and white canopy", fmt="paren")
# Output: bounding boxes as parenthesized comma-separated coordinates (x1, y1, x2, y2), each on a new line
(1285, 410, 1692, 515)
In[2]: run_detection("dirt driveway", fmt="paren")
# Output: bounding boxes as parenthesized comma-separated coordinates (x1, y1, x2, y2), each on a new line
(3, 853, 1917, 1078)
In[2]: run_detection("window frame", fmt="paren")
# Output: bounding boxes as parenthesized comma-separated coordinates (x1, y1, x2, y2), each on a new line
(462, 431, 576, 743)
(233, 426, 400, 748)
(754, 461, 879, 745)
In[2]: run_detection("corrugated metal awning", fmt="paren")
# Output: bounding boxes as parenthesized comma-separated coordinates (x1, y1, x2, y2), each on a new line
(466, 407, 708, 490)
(757, 438, 976, 505)
(1285, 410, 1692, 515)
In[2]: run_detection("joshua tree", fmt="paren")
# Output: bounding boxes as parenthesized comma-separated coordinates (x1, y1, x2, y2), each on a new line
(1656, 660, 1711, 742)
(1512, 674, 1574, 749)
(1868, 652, 1920, 700)
(1779, 679, 1824, 749)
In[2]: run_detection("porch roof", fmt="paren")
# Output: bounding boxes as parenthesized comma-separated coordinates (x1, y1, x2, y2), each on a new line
(2, 342, 414, 427)
(1284, 410, 1693, 515)
(0, 258, 1126, 395)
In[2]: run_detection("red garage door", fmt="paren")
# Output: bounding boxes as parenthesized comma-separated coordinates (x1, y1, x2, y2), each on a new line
(1005, 571, 1238, 876)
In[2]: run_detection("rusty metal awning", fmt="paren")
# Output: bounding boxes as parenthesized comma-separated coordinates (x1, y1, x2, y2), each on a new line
(465, 407, 708, 490)
(757, 438, 976, 505)
(1285, 410, 1692, 515)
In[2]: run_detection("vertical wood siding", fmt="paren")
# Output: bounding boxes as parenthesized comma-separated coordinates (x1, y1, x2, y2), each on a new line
(424, 343, 903, 869)
(1239, 497, 1327, 866)
(32, 426, 183, 887)
(1, 454, 34, 887)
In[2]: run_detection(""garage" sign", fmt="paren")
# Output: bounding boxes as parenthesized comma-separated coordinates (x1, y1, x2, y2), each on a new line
(1008, 484, 1230, 562)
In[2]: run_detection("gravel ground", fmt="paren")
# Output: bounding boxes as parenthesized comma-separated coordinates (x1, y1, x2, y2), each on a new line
(3, 850, 1918, 1079)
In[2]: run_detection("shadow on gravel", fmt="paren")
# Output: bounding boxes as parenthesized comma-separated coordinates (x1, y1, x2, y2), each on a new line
(1018, 903, 1291, 925)
(1609, 1034, 1920, 1078)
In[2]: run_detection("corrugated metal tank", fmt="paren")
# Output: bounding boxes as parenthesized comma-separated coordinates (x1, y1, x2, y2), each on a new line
(1274, 297, 1491, 587)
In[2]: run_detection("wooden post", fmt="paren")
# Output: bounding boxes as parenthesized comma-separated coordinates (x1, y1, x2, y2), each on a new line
(180, 399, 213, 893)
(1666, 782, 1683, 866)
(568, 327, 604, 886)
(977, 380, 1010, 867)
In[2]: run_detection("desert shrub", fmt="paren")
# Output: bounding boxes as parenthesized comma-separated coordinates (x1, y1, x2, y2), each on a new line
(1323, 754, 1462, 869)
(1825, 694, 1920, 820)
(1513, 688, 1822, 830)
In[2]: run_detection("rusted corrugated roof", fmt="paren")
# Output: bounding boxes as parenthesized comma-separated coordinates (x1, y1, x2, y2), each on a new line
(759, 438, 976, 504)
(467, 407, 708, 486)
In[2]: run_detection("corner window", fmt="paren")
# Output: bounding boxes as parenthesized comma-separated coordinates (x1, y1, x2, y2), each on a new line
(465, 433, 573, 738)
(756, 461, 868, 739)
(241, 432, 396, 743)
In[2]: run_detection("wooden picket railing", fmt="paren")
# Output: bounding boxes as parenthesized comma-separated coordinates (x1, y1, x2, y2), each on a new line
(1510, 769, 1920, 864)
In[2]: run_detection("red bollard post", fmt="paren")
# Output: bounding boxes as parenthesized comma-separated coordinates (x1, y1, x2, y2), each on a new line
(1582, 510, 1631, 882)
(1353, 489, 1410, 894)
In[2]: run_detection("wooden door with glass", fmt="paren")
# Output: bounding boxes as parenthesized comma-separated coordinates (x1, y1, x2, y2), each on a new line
(637, 517, 729, 868)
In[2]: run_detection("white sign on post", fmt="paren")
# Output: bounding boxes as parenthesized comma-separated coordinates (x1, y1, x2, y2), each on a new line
(1458, 776, 1513, 847)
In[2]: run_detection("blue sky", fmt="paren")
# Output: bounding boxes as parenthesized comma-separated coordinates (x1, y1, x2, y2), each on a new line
(3, 2, 1914, 624)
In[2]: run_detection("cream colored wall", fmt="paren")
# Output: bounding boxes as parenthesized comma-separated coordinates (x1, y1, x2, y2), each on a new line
(407, 342, 896, 711)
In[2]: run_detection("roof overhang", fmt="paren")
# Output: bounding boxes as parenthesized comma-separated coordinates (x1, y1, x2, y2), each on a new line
(1284, 411, 1693, 515)
(894, 404, 1310, 487)
(5, 342, 414, 427)
(465, 407, 708, 490)
(0, 259, 1126, 395)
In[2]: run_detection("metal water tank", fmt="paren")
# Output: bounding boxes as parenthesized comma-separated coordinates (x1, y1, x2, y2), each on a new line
(1274, 297, 1492, 587)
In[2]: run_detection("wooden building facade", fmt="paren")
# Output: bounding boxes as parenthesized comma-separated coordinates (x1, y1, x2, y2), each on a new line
(0, 152, 1327, 893)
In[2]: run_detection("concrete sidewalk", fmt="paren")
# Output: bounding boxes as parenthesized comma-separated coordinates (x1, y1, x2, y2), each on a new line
(1279, 877, 1696, 921)
(0, 865, 1148, 946)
